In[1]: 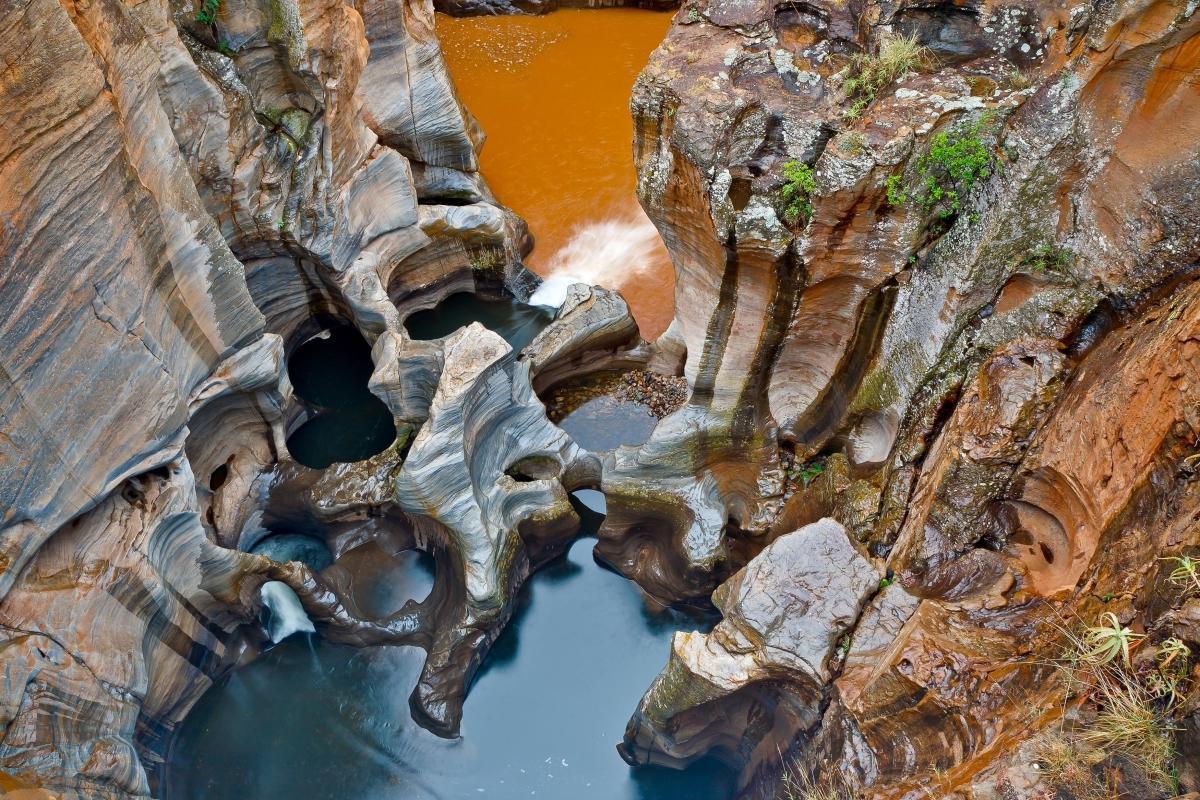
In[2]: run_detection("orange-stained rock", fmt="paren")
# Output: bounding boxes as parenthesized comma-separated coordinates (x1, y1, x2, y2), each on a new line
(614, 0, 1200, 795)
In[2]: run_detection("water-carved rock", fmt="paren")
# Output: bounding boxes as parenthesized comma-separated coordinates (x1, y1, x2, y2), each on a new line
(620, 518, 880, 783)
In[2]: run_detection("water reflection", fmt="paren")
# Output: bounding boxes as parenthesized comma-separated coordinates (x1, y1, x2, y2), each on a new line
(285, 326, 395, 470)
(404, 292, 553, 352)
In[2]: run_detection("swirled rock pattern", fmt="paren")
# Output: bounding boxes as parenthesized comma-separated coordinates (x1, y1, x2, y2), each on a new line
(6, 0, 1200, 795)
(0, 0, 598, 792)
(619, 519, 879, 775)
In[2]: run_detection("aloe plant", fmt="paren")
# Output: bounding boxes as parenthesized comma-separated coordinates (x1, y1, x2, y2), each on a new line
(1081, 612, 1144, 667)
(1164, 554, 1200, 594)
(1156, 637, 1191, 670)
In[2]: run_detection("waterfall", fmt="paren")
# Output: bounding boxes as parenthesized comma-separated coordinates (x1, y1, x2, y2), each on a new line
(260, 581, 316, 643)
(528, 212, 662, 309)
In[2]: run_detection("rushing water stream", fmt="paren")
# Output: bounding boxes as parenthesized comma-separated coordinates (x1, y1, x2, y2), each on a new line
(436, 9, 675, 339)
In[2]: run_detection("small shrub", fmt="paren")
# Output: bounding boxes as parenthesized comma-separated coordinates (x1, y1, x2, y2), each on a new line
(779, 766, 855, 800)
(1156, 637, 1191, 670)
(469, 250, 503, 272)
(1021, 243, 1072, 273)
(780, 160, 817, 225)
(196, 0, 221, 24)
(841, 33, 931, 120)
(1045, 617, 1187, 796)
(838, 132, 866, 156)
(887, 113, 998, 220)
(1031, 733, 1114, 800)
(797, 460, 824, 486)
(1081, 670, 1177, 789)
(964, 75, 997, 97)
(1007, 68, 1033, 90)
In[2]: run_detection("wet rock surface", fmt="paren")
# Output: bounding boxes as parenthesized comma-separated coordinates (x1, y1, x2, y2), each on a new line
(600, 0, 1200, 795)
(0, 0, 611, 792)
(546, 370, 689, 421)
(620, 519, 880, 778)
(3, 0, 1200, 796)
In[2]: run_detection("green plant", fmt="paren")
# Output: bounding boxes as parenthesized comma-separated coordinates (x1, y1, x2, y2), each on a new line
(1044, 618, 1187, 797)
(1157, 637, 1191, 670)
(841, 33, 931, 121)
(780, 160, 817, 225)
(838, 132, 866, 156)
(878, 576, 893, 590)
(1164, 554, 1200, 594)
(1007, 68, 1033, 90)
(196, 0, 222, 24)
(779, 766, 855, 800)
(1082, 613, 1145, 667)
(1021, 243, 1071, 273)
(888, 114, 998, 220)
(964, 75, 997, 97)
(797, 460, 825, 486)
(469, 250, 503, 272)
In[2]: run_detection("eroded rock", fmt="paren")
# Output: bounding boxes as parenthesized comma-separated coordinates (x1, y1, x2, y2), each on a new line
(620, 518, 879, 783)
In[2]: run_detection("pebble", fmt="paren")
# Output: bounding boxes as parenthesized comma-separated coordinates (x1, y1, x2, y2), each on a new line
(546, 370, 688, 421)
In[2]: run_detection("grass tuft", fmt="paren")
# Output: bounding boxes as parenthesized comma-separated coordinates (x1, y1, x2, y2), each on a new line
(1081, 668, 1178, 789)
(842, 33, 932, 120)
(1031, 733, 1115, 800)
(779, 768, 855, 800)
(1042, 617, 1187, 796)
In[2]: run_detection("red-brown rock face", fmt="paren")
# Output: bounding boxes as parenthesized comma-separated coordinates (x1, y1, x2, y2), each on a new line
(4, 0, 1200, 795)
(613, 0, 1200, 796)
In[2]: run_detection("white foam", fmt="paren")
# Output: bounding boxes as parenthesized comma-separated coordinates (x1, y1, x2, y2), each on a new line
(528, 212, 662, 309)
(260, 580, 316, 643)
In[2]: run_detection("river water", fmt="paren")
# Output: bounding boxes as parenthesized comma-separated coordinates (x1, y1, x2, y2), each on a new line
(165, 494, 733, 799)
(436, 9, 676, 339)
(166, 293, 733, 798)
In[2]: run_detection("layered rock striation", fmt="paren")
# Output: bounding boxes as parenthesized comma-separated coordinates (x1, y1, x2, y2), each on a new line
(5, 0, 1200, 796)
(0, 0, 617, 794)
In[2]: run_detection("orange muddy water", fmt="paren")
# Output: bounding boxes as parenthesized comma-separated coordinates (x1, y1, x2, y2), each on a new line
(436, 9, 675, 339)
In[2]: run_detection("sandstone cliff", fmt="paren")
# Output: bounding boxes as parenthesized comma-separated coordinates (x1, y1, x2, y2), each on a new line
(610, 0, 1200, 796)
(3, 0, 1200, 797)
(0, 0, 564, 793)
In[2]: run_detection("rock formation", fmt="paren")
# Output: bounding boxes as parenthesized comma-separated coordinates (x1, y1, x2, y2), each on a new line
(608, 0, 1200, 796)
(3, 0, 1200, 796)
(0, 0, 613, 793)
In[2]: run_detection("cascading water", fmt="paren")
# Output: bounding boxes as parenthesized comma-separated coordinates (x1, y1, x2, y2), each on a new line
(259, 581, 316, 643)
(529, 212, 663, 309)
(435, 10, 676, 337)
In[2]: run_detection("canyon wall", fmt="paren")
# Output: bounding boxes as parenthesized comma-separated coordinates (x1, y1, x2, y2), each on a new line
(612, 0, 1200, 796)
(0, 0, 579, 793)
(4, 0, 1200, 796)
